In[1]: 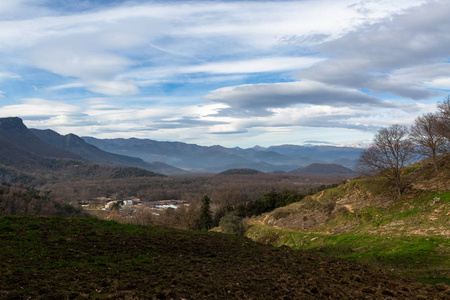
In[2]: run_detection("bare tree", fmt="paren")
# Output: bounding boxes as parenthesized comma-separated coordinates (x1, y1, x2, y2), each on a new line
(437, 95, 450, 142)
(409, 113, 449, 172)
(134, 206, 155, 226)
(357, 124, 415, 199)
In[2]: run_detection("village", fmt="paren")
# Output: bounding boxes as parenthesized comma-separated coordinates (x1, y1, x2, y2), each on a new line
(80, 197, 189, 217)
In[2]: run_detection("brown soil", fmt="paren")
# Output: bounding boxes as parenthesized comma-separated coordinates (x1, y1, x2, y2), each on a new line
(0, 216, 449, 299)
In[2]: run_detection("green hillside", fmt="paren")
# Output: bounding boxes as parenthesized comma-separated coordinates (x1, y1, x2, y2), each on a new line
(246, 154, 450, 284)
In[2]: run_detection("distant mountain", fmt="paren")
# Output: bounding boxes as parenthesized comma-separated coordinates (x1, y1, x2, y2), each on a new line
(0, 117, 365, 176)
(0, 117, 84, 161)
(289, 163, 357, 175)
(0, 117, 164, 185)
(83, 137, 364, 173)
(266, 145, 363, 161)
(83, 137, 267, 172)
(331, 158, 358, 169)
(30, 129, 186, 175)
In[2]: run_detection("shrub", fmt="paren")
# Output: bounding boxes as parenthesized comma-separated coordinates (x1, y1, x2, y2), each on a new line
(219, 211, 245, 235)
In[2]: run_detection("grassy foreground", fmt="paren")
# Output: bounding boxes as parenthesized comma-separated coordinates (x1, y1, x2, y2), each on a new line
(1, 216, 449, 299)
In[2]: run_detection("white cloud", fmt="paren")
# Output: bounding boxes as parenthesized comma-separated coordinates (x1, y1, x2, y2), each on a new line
(0, 0, 425, 96)
(31, 46, 133, 80)
(0, 0, 445, 147)
(424, 77, 450, 90)
(300, 0, 450, 99)
(119, 57, 324, 86)
(46, 82, 86, 91)
(0, 71, 20, 81)
(180, 57, 326, 75)
(0, 98, 83, 119)
(203, 80, 396, 117)
(88, 80, 139, 96)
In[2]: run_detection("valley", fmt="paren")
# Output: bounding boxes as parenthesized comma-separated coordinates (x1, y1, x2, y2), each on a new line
(0, 116, 449, 298)
(2, 1, 450, 298)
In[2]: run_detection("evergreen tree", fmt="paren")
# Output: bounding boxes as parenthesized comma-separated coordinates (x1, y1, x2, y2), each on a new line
(199, 195, 213, 230)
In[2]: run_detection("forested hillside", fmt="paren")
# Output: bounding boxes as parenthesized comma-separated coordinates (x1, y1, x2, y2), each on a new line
(0, 117, 165, 189)
(0, 184, 89, 217)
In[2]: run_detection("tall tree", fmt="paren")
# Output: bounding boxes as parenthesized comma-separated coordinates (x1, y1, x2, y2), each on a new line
(409, 113, 449, 172)
(357, 124, 415, 199)
(199, 195, 213, 230)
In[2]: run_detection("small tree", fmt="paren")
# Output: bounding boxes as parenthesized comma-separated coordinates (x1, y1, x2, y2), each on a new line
(219, 211, 245, 236)
(110, 200, 123, 211)
(409, 112, 449, 172)
(199, 195, 213, 230)
(357, 124, 415, 199)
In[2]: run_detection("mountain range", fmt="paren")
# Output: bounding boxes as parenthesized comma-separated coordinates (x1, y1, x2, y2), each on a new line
(0, 117, 363, 176)
(0, 117, 164, 184)
(83, 137, 363, 173)
(30, 129, 186, 175)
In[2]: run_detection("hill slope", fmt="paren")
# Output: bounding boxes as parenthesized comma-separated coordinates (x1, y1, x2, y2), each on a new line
(246, 153, 450, 283)
(289, 163, 356, 175)
(1, 216, 448, 299)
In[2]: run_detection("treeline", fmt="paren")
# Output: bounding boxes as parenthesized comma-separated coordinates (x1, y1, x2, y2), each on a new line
(113, 183, 341, 234)
(43, 173, 341, 207)
(0, 184, 90, 217)
(210, 183, 339, 228)
(217, 168, 262, 176)
(0, 157, 164, 188)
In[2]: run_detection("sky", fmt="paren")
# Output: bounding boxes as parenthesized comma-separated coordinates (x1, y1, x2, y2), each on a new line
(0, 0, 449, 148)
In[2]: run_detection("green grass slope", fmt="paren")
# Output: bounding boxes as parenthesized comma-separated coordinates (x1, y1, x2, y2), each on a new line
(246, 154, 450, 284)
(2, 216, 449, 299)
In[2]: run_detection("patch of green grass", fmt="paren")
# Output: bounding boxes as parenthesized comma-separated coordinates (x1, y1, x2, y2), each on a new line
(348, 177, 390, 195)
(247, 224, 450, 284)
(430, 191, 450, 201)
(403, 165, 422, 175)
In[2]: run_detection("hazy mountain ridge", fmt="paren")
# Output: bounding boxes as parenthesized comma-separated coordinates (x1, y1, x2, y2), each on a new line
(0, 116, 362, 175)
(83, 137, 363, 173)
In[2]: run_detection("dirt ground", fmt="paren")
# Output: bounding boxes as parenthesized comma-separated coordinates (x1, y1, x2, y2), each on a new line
(1, 216, 449, 299)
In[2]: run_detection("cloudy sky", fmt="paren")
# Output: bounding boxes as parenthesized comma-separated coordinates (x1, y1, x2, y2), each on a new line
(0, 0, 448, 148)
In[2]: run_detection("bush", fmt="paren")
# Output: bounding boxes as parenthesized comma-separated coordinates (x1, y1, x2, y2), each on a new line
(219, 211, 245, 235)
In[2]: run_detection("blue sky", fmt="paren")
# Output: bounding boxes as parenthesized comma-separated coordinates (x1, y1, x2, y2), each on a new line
(0, 0, 449, 148)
